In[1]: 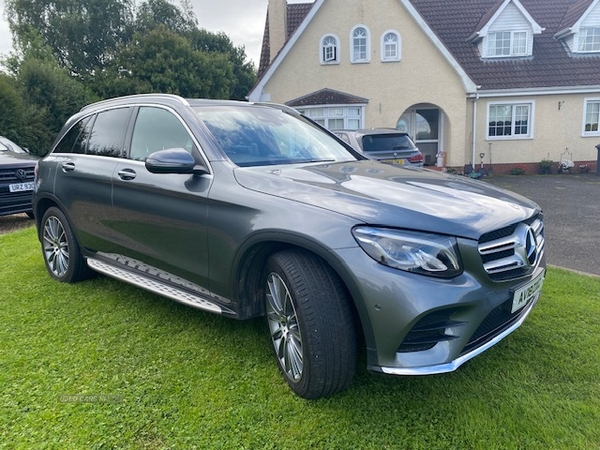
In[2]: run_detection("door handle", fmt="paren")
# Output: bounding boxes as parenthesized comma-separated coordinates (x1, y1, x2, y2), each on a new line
(61, 162, 75, 172)
(117, 169, 137, 180)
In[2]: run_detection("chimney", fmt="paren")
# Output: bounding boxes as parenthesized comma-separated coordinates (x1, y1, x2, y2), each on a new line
(268, 0, 288, 63)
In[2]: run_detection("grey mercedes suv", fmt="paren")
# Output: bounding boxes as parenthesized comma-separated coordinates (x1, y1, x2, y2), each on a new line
(33, 94, 546, 399)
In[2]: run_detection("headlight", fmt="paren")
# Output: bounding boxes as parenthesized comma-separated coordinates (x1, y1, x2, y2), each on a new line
(352, 227, 462, 278)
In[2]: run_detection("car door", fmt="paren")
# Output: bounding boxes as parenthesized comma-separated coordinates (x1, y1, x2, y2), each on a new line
(51, 107, 132, 251)
(110, 106, 212, 290)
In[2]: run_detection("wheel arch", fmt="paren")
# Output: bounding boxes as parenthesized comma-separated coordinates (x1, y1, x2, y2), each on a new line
(33, 195, 62, 240)
(231, 231, 376, 351)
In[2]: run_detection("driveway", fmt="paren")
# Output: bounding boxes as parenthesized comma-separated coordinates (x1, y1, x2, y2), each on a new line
(484, 173, 600, 276)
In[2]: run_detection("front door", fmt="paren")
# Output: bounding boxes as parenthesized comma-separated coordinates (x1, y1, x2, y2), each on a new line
(397, 108, 441, 166)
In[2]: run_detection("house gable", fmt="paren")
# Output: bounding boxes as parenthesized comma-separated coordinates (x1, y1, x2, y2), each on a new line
(249, 0, 477, 102)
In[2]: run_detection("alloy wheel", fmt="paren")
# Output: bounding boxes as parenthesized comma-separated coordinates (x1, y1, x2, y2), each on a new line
(43, 216, 70, 278)
(266, 272, 304, 382)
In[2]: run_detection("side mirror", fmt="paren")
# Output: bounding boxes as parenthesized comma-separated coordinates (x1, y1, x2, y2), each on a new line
(145, 148, 208, 175)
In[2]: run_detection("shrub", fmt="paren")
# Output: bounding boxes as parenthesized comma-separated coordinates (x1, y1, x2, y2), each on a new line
(510, 164, 526, 175)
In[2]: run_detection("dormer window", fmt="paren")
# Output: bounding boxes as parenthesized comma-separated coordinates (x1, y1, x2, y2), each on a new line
(320, 34, 340, 65)
(578, 27, 600, 53)
(488, 31, 528, 57)
(469, 0, 542, 59)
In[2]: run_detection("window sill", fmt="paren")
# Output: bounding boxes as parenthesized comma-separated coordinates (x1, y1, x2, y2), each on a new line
(486, 136, 534, 141)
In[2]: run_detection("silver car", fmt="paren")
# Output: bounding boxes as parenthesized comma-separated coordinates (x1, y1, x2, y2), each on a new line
(334, 128, 424, 166)
(33, 94, 546, 399)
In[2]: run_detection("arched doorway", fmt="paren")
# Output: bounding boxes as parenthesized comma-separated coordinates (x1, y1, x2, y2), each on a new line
(397, 104, 448, 167)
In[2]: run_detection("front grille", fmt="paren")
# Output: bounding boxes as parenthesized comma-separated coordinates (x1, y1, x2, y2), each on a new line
(478, 215, 545, 281)
(397, 309, 466, 353)
(0, 167, 35, 182)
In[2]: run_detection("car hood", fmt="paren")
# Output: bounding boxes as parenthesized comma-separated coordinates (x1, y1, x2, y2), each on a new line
(0, 152, 40, 164)
(234, 161, 540, 240)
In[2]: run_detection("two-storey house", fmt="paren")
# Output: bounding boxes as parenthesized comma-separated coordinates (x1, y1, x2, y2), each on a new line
(249, 0, 600, 173)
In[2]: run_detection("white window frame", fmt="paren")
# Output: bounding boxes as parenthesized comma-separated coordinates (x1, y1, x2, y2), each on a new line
(578, 27, 600, 53)
(487, 30, 529, 57)
(299, 106, 365, 131)
(583, 98, 600, 136)
(320, 34, 340, 65)
(380, 30, 401, 62)
(350, 25, 371, 63)
(486, 101, 534, 140)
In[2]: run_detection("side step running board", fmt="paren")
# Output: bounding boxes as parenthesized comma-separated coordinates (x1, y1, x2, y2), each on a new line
(87, 258, 224, 314)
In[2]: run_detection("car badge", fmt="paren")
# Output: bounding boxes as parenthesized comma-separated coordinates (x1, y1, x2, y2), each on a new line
(15, 169, 28, 180)
(524, 227, 538, 266)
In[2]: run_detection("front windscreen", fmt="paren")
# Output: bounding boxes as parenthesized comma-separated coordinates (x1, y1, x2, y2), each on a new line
(361, 134, 416, 152)
(194, 105, 357, 167)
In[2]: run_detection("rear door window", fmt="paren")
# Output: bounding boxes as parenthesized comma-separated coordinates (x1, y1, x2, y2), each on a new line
(86, 108, 132, 157)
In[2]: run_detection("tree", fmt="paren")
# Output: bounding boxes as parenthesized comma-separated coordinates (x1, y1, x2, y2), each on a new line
(0, 74, 24, 142)
(188, 29, 256, 100)
(93, 27, 233, 100)
(135, 0, 197, 36)
(5, 0, 135, 77)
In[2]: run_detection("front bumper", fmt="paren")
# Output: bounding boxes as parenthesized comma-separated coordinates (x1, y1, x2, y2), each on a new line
(334, 238, 546, 375)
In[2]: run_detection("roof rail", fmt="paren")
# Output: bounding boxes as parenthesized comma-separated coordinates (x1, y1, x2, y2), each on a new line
(80, 93, 189, 112)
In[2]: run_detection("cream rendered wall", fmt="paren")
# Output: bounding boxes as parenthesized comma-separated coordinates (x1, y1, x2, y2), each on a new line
(474, 94, 599, 165)
(261, 0, 470, 167)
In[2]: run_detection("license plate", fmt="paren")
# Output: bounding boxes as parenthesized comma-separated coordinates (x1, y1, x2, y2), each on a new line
(511, 272, 544, 313)
(9, 182, 35, 193)
(382, 159, 405, 165)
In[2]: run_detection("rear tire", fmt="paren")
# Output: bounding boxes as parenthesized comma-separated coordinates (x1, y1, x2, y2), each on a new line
(265, 249, 357, 399)
(40, 207, 92, 283)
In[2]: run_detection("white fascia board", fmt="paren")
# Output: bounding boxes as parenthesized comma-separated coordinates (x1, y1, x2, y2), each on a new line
(572, 0, 600, 30)
(470, 85, 600, 98)
(480, 0, 544, 35)
(248, 0, 326, 102)
(400, 0, 478, 93)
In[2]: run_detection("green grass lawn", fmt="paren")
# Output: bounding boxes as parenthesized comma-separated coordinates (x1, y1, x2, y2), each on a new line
(1, 226, 600, 449)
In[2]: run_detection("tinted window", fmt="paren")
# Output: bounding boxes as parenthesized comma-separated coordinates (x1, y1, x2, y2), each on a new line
(361, 134, 416, 152)
(87, 108, 131, 157)
(130, 107, 193, 161)
(54, 117, 93, 154)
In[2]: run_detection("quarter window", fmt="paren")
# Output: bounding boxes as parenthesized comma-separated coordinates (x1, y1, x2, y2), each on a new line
(320, 35, 340, 64)
(579, 27, 600, 53)
(583, 100, 600, 135)
(53, 116, 93, 154)
(87, 108, 131, 157)
(351, 26, 370, 63)
(487, 103, 533, 139)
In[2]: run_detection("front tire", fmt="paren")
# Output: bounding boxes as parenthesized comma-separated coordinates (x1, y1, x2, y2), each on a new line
(40, 207, 91, 283)
(265, 250, 357, 399)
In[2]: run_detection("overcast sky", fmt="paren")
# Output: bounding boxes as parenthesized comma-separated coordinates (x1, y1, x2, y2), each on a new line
(0, 0, 310, 67)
